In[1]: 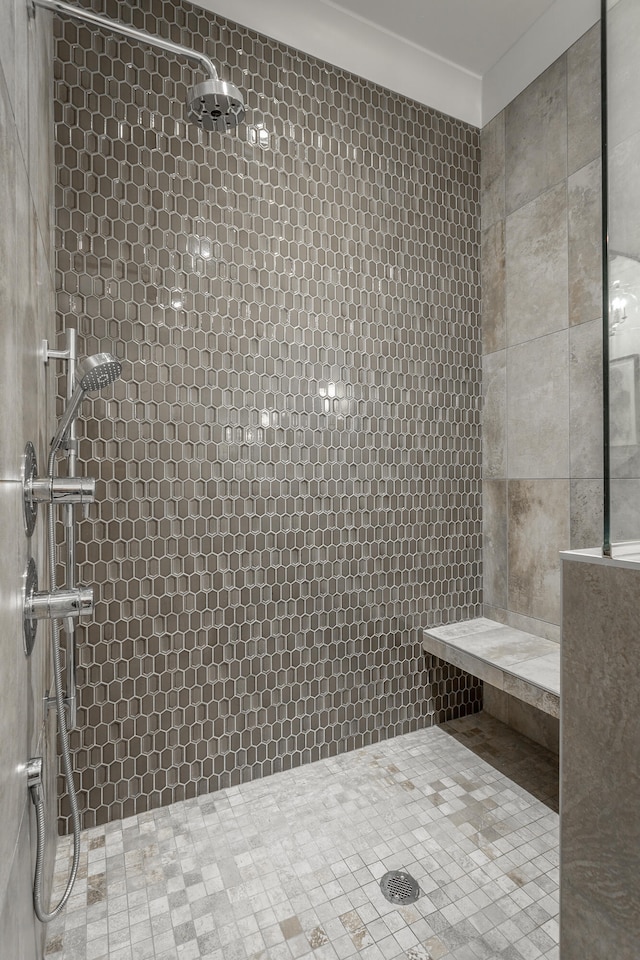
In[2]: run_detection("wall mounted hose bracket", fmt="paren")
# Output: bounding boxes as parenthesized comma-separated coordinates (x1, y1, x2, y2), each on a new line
(26, 756, 43, 807)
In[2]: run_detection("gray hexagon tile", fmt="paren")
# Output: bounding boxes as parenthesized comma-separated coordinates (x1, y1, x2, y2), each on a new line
(54, 0, 482, 830)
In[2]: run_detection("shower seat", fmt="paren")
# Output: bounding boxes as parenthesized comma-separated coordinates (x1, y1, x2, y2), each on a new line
(422, 617, 560, 717)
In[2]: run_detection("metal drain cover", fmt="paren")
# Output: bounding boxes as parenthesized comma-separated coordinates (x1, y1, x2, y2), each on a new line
(379, 869, 420, 905)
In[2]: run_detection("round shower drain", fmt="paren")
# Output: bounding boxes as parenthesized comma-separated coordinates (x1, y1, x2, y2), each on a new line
(379, 870, 420, 905)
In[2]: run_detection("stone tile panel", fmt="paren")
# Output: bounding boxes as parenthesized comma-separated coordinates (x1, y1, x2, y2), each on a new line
(507, 332, 570, 480)
(505, 56, 567, 214)
(505, 184, 568, 347)
(508, 480, 569, 625)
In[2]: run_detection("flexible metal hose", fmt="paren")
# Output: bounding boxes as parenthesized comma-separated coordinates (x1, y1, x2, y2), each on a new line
(31, 449, 82, 922)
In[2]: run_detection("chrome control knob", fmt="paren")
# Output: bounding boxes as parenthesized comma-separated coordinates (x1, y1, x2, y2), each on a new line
(22, 441, 96, 537)
(25, 585, 94, 621)
(23, 558, 94, 655)
(28, 476, 96, 506)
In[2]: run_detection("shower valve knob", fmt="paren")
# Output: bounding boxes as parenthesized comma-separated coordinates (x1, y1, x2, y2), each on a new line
(25, 585, 94, 622)
(22, 442, 96, 536)
(23, 559, 94, 654)
(27, 476, 96, 506)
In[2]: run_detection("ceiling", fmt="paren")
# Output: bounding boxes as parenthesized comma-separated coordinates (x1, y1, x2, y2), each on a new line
(197, 0, 600, 126)
(322, 0, 556, 76)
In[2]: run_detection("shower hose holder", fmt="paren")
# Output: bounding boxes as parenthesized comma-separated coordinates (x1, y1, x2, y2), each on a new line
(26, 756, 43, 806)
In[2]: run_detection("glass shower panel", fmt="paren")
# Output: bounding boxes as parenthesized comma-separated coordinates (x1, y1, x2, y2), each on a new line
(605, 0, 640, 554)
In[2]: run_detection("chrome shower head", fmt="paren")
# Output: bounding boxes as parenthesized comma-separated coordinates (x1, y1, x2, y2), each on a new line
(32, 1, 246, 134)
(75, 353, 122, 392)
(186, 78, 245, 132)
(51, 353, 122, 454)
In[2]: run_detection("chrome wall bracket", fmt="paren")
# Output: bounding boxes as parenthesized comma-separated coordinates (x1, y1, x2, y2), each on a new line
(26, 757, 44, 805)
(43, 690, 75, 715)
(41, 338, 70, 364)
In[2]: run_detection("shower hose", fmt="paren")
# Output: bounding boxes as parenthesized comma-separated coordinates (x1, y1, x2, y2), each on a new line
(30, 448, 82, 922)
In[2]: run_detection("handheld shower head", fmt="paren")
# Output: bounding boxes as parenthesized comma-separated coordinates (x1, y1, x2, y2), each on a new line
(75, 353, 122, 392)
(187, 78, 245, 132)
(51, 353, 122, 454)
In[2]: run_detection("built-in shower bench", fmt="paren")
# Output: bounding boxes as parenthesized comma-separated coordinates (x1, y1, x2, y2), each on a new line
(422, 617, 560, 718)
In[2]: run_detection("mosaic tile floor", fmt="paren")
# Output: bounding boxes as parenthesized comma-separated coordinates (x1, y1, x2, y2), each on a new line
(44, 714, 559, 960)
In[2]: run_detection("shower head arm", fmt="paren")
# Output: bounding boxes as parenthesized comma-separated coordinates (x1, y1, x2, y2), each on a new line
(30, 0, 220, 79)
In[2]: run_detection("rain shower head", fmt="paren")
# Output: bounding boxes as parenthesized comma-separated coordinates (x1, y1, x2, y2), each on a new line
(31, 0, 246, 133)
(51, 353, 122, 454)
(187, 78, 246, 132)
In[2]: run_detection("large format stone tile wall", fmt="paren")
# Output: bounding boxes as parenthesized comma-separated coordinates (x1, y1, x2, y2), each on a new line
(0, 0, 56, 953)
(54, 0, 482, 829)
(481, 25, 603, 640)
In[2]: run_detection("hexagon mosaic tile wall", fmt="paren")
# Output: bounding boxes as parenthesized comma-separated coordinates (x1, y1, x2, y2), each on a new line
(54, 0, 482, 830)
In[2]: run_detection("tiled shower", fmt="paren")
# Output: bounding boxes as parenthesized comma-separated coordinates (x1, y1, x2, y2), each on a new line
(53, 0, 483, 831)
(0, 0, 616, 960)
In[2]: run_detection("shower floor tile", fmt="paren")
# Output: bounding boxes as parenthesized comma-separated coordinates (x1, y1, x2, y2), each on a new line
(44, 713, 559, 960)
